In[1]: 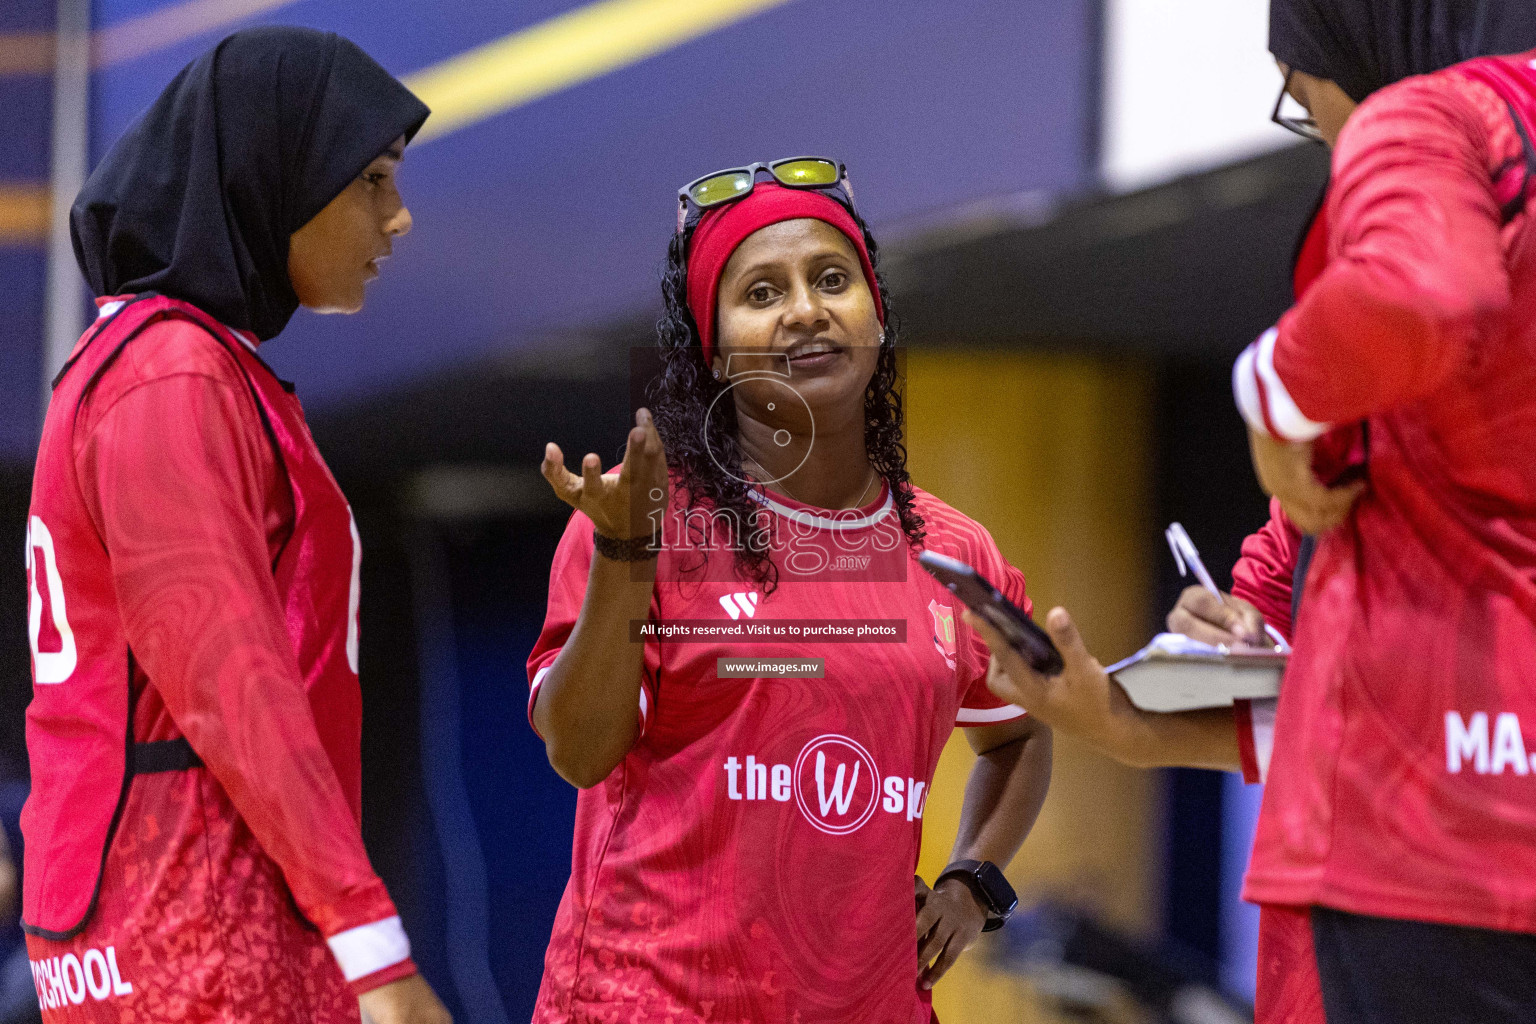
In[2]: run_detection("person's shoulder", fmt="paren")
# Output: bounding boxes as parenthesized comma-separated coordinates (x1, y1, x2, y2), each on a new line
(104, 315, 248, 395)
(906, 485, 1000, 558)
(74, 314, 252, 437)
(907, 484, 976, 529)
(1345, 60, 1516, 160)
(1366, 57, 1493, 107)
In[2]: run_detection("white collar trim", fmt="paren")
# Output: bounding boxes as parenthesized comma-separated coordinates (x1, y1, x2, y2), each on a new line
(95, 300, 259, 354)
(747, 487, 894, 530)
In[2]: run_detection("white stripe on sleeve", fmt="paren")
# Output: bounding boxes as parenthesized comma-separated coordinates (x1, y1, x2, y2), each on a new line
(531, 664, 649, 733)
(955, 705, 1027, 725)
(1253, 327, 1329, 442)
(528, 665, 552, 718)
(327, 916, 411, 983)
(1251, 698, 1277, 785)
(1233, 341, 1267, 435)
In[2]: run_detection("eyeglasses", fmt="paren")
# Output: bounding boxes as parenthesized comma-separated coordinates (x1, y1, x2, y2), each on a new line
(1272, 68, 1325, 144)
(676, 156, 855, 233)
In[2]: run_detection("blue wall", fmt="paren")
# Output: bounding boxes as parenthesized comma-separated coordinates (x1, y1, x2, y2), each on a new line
(0, 0, 54, 461)
(0, 251, 45, 461)
(89, 0, 1100, 408)
(432, 514, 578, 1019)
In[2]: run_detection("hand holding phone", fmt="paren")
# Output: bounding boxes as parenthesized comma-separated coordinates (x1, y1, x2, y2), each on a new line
(918, 551, 1064, 676)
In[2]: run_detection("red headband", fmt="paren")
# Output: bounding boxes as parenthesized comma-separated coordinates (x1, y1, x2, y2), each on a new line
(685, 182, 885, 367)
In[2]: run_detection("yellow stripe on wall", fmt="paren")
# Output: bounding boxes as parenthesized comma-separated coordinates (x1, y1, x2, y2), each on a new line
(404, 0, 798, 143)
(0, 32, 53, 76)
(93, 0, 300, 69)
(0, 0, 301, 77)
(0, 185, 50, 245)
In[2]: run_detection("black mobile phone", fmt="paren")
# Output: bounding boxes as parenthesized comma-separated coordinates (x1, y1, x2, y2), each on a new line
(918, 551, 1064, 676)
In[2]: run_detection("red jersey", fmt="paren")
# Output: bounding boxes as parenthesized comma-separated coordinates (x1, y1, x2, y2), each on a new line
(527, 481, 1029, 1023)
(1233, 54, 1536, 934)
(1229, 500, 1304, 787)
(23, 296, 411, 1021)
(1224, 501, 1322, 1024)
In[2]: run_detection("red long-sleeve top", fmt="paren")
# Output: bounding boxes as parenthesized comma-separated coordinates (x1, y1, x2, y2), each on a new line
(1228, 499, 1304, 786)
(71, 315, 411, 991)
(1235, 55, 1536, 932)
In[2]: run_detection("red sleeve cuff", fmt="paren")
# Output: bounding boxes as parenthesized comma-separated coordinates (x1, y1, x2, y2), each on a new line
(349, 957, 418, 996)
(1234, 699, 1261, 785)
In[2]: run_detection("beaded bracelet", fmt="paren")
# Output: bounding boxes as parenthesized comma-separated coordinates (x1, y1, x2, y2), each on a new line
(592, 528, 661, 562)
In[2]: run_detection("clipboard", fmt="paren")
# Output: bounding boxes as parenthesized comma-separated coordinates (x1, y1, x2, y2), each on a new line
(1106, 633, 1285, 712)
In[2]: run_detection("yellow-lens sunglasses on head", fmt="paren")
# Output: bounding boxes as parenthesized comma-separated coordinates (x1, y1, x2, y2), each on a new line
(676, 157, 854, 233)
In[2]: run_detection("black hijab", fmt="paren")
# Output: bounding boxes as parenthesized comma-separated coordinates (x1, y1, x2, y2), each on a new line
(71, 26, 430, 341)
(1271, 0, 1536, 103)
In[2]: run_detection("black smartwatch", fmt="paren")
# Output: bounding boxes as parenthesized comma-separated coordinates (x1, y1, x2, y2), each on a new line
(935, 860, 1017, 932)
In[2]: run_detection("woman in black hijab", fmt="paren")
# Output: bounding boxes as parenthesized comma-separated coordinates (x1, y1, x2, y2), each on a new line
(1270, 0, 1536, 120)
(1232, 8, 1536, 1019)
(70, 24, 428, 341)
(24, 27, 449, 1024)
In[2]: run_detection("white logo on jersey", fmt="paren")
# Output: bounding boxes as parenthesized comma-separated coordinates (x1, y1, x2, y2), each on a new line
(30, 946, 132, 1010)
(815, 750, 861, 818)
(25, 516, 77, 685)
(1446, 711, 1535, 775)
(723, 734, 928, 834)
(794, 735, 879, 835)
(718, 590, 760, 620)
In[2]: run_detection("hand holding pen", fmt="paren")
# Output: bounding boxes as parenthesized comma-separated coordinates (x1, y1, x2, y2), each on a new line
(1164, 523, 1290, 653)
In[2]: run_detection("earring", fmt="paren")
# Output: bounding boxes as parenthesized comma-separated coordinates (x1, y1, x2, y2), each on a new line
(712, 368, 722, 380)
(878, 331, 888, 347)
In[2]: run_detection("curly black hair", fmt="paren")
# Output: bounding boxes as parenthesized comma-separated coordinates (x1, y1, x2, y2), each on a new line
(647, 199, 925, 591)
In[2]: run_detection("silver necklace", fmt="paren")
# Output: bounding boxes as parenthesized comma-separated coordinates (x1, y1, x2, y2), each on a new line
(750, 461, 880, 510)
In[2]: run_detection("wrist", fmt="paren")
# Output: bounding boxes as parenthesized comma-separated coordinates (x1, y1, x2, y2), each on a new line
(934, 876, 988, 916)
(587, 544, 658, 586)
(1093, 689, 1157, 768)
(592, 524, 661, 560)
(935, 860, 1017, 931)
(351, 958, 418, 997)
(1110, 709, 1159, 769)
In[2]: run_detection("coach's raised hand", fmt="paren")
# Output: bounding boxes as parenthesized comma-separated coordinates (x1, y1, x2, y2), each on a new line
(535, 409, 670, 789)
(969, 608, 1140, 758)
(542, 407, 669, 541)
